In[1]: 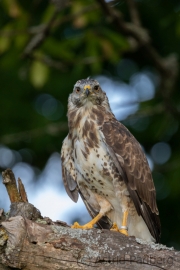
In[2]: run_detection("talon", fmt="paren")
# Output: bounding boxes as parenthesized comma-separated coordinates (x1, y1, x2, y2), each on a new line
(71, 222, 81, 229)
(111, 222, 119, 232)
(119, 228, 128, 236)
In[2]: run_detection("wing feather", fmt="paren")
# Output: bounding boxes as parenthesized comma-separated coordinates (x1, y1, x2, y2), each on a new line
(100, 119, 161, 242)
(61, 135, 79, 203)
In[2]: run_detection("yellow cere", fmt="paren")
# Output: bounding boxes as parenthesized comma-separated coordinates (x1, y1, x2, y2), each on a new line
(84, 85, 91, 90)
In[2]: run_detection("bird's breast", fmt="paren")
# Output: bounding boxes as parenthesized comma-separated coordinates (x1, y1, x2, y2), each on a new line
(73, 128, 115, 191)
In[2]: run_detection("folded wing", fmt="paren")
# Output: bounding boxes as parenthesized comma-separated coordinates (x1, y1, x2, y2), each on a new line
(100, 120, 161, 242)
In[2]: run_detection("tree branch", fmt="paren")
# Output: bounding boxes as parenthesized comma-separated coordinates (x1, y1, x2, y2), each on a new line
(0, 169, 179, 270)
(23, 9, 60, 57)
(96, 0, 150, 44)
(96, 0, 179, 119)
(0, 122, 68, 144)
(1, 215, 179, 270)
(96, 0, 178, 74)
(22, 3, 98, 58)
(23, 0, 70, 57)
(126, 0, 141, 26)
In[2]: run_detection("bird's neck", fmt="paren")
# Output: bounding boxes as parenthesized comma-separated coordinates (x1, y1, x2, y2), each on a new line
(68, 105, 96, 131)
(67, 104, 114, 136)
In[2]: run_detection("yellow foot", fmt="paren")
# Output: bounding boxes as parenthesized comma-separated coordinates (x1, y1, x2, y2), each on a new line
(119, 228, 128, 236)
(71, 222, 93, 229)
(111, 223, 128, 236)
(110, 223, 119, 232)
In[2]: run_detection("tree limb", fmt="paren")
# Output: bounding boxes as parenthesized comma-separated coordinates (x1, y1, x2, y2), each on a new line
(0, 122, 68, 144)
(22, 3, 98, 58)
(96, 0, 179, 119)
(0, 169, 179, 270)
(0, 215, 179, 270)
(126, 0, 141, 26)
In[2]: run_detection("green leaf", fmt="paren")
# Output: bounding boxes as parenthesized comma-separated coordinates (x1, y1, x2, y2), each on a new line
(30, 61, 49, 88)
(0, 36, 10, 54)
(102, 28, 129, 50)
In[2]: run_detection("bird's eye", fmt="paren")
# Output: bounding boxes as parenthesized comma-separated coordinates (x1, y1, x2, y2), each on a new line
(94, 85, 99, 91)
(76, 87, 81, 93)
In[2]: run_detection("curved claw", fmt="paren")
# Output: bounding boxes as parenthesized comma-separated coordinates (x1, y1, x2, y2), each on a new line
(71, 222, 81, 229)
(110, 223, 128, 236)
(110, 223, 119, 232)
(119, 228, 128, 236)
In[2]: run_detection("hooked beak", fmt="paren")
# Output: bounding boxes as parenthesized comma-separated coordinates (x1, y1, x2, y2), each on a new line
(85, 88, 90, 96)
(84, 84, 91, 97)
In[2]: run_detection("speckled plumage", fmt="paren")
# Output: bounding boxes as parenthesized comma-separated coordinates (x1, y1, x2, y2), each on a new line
(61, 78, 161, 243)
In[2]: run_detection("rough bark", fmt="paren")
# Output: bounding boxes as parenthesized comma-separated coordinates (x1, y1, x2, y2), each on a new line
(2, 169, 22, 203)
(17, 178, 28, 203)
(0, 169, 179, 270)
(0, 213, 179, 270)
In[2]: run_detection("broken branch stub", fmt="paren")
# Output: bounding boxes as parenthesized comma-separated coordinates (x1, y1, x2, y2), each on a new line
(18, 177, 28, 203)
(2, 169, 22, 203)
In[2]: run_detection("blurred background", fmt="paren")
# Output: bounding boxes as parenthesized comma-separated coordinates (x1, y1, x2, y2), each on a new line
(0, 0, 180, 249)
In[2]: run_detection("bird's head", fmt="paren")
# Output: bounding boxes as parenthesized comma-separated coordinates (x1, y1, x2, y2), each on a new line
(69, 78, 110, 109)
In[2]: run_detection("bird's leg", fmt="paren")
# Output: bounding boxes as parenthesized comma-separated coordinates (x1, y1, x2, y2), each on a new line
(119, 209, 128, 236)
(71, 196, 112, 229)
(110, 210, 129, 234)
(72, 213, 103, 229)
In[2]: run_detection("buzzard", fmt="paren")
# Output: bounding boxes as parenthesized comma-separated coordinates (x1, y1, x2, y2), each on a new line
(61, 78, 161, 243)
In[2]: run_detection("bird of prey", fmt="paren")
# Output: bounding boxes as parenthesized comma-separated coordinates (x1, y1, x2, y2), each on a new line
(61, 78, 161, 243)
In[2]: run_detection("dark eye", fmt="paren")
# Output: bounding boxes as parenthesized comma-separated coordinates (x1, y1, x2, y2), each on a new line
(76, 87, 81, 93)
(94, 85, 99, 91)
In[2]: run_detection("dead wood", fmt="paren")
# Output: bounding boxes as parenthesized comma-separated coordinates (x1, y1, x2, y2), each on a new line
(17, 178, 28, 203)
(2, 169, 22, 203)
(0, 215, 179, 270)
(0, 169, 180, 270)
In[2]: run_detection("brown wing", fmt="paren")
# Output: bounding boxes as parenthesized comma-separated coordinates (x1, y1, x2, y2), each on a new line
(61, 135, 79, 202)
(100, 120, 161, 242)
